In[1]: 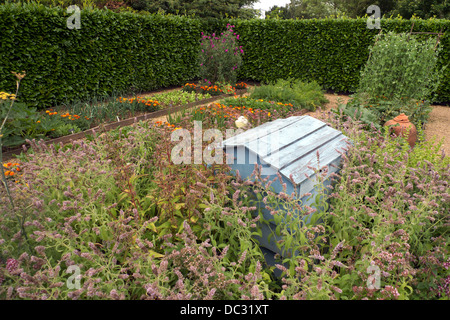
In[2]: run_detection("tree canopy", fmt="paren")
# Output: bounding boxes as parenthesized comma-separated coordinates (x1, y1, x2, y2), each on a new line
(1, 0, 448, 19)
(265, 0, 450, 19)
(130, 0, 259, 18)
(0, 0, 259, 18)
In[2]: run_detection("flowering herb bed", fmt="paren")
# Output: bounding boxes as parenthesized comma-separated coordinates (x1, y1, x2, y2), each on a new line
(171, 99, 298, 130)
(1, 87, 448, 299)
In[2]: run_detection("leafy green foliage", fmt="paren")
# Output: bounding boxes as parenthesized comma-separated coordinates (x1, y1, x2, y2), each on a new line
(127, 0, 259, 18)
(1, 4, 450, 109)
(0, 101, 46, 147)
(149, 90, 211, 106)
(265, 0, 446, 20)
(249, 78, 328, 111)
(332, 101, 381, 129)
(233, 17, 450, 103)
(357, 32, 444, 103)
(391, 0, 450, 19)
(199, 24, 243, 86)
(266, 0, 343, 19)
(343, 31, 445, 127)
(0, 2, 204, 108)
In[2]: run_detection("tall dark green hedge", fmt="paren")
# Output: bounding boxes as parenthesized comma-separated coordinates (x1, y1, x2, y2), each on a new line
(232, 17, 450, 103)
(1, 3, 449, 108)
(0, 3, 203, 107)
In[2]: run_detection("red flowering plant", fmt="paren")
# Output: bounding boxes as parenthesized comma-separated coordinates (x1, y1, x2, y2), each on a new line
(199, 24, 243, 87)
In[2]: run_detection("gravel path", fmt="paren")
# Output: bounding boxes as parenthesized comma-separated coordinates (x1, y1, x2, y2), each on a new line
(423, 104, 450, 156)
(306, 94, 449, 157)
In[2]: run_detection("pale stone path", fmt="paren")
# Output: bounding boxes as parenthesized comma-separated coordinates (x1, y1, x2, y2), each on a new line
(306, 93, 449, 157)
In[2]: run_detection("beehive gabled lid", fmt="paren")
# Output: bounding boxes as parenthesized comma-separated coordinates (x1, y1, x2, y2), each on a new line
(222, 115, 349, 185)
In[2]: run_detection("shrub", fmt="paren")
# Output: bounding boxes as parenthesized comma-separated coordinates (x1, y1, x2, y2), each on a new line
(357, 32, 443, 104)
(199, 23, 243, 86)
(0, 99, 45, 147)
(347, 31, 445, 126)
(332, 101, 382, 130)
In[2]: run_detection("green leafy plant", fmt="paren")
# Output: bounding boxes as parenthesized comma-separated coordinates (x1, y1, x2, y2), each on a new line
(0, 101, 46, 147)
(358, 32, 444, 104)
(249, 78, 328, 111)
(348, 31, 446, 127)
(149, 90, 211, 106)
(332, 101, 381, 130)
(0, 71, 34, 256)
(199, 23, 243, 86)
(322, 112, 450, 300)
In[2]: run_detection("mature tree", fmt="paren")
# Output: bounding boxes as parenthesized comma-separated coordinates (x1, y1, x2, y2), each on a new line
(126, 0, 259, 18)
(284, 0, 341, 19)
(265, 5, 290, 19)
(0, 0, 122, 9)
(389, 0, 450, 19)
(0, 0, 259, 18)
(265, 0, 399, 19)
(266, 0, 350, 19)
(335, 0, 397, 18)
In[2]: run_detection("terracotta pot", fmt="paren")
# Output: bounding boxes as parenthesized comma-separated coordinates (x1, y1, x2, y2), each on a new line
(384, 113, 417, 147)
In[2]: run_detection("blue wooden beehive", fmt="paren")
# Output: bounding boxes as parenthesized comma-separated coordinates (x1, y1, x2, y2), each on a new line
(222, 115, 349, 265)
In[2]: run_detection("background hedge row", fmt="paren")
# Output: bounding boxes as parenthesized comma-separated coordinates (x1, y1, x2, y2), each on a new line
(235, 18, 450, 102)
(0, 3, 203, 107)
(1, 2, 449, 108)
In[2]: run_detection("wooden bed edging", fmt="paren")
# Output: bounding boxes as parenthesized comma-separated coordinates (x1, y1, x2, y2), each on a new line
(2, 93, 235, 161)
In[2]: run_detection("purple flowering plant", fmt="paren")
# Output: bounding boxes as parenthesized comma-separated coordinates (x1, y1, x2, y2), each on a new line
(0, 87, 448, 300)
(199, 24, 243, 86)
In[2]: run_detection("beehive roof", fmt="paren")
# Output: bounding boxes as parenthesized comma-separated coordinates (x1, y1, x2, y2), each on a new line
(222, 115, 349, 185)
